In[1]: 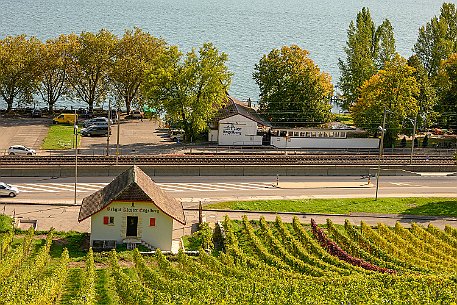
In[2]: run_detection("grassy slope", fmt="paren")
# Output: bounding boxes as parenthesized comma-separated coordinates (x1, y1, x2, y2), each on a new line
(205, 197, 457, 217)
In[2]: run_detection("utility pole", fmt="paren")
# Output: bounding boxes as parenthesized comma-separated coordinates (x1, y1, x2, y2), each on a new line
(116, 109, 120, 165)
(106, 99, 111, 156)
(375, 108, 387, 201)
(410, 115, 417, 165)
(74, 109, 78, 206)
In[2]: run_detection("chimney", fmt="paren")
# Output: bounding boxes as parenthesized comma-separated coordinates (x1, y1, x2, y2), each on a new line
(247, 98, 252, 108)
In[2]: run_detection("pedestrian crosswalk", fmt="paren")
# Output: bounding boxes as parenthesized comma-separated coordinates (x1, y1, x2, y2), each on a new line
(14, 182, 274, 193)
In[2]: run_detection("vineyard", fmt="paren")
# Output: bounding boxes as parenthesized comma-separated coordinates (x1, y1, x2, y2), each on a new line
(1, 217, 457, 304)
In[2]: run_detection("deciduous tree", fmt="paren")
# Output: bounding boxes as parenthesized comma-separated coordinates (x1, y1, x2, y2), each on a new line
(253, 45, 333, 126)
(0, 35, 42, 112)
(338, 8, 396, 110)
(407, 55, 438, 129)
(38, 34, 77, 112)
(351, 54, 420, 147)
(413, 3, 457, 77)
(66, 29, 117, 111)
(436, 53, 457, 128)
(143, 42, 231, 141)
(109, 28, 168, 114)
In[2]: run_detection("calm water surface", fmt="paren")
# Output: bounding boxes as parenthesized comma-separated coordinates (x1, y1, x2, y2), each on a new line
(0, 0, 453, 109)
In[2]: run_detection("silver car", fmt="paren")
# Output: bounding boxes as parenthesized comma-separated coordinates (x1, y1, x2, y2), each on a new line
(0, 182, 19, 197)
(8, 145, 36, 156)
(83, 117, 112, 128)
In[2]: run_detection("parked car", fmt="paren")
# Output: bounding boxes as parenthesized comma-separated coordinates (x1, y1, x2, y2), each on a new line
(80, 125, 111, 137)
(31, 109, 42, 118)
(130, 110, 144, 119)
(168, 129, 184, 142)
(0, 182, 19, 197)
(53, 113, 78, 124)
(83, 117, 112, 128)
(8, 145, 36, 156)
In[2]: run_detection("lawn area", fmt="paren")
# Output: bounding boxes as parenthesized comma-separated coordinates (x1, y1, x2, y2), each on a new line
(41, 125, 80, 150)
(205, 197, 457, 217)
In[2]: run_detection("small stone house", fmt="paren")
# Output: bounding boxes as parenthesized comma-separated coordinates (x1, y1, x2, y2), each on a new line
(78, 166, 186, 251)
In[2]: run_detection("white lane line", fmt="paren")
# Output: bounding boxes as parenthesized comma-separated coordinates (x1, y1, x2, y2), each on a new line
(15, 185, 59, 192)
(216, 182, 273, 190)
(187, 182, 263, 190)
(46, 183, 89, 190)
(160, 183, 221, 192)
(165, 183, 221, 190)
(57, 183, 103, 191)
(22, 183, 76, 192)
(390, 182, 423, 187)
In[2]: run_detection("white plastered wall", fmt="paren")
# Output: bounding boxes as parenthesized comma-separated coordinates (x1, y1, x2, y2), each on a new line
(271, 137, 380, 149)
(218, 114, 262, 145)
(90, 201, 174, 251)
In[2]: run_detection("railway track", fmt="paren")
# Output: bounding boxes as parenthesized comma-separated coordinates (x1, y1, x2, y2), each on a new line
(0, 154, 454, 166)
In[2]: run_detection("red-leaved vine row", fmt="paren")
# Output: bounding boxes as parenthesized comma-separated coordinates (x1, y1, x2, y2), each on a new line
(310, 219, 396, 274)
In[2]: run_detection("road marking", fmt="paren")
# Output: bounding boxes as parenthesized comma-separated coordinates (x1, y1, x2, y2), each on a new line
(390, 182, 423, 187)
(14, 182, 275, 193)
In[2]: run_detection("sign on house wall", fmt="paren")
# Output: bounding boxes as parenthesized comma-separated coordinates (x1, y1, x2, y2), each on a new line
(222, 123, 243, 136)
(218, 114, 262, 146)
(91, 201, 173, 251)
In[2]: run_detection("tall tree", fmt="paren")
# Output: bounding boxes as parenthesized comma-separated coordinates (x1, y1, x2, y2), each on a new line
(407, 55, 438, 129)
(413, 3, 457, 77)
(0, 35, 42, 112)
(375, 20, 396, 68)
(109, 28, 168, 114)
(253, 45, 333, 126)
(338, 8, 396, 110)
(351, 54, 419, 147)
(143, 42, 231, 141)
(436, 53, 457, 128)
(38, 34, 77, 112)
(66, 29, 117, 111)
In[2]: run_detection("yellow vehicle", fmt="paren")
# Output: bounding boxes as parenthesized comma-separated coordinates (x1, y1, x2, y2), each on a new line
(52, 113, 78, 125)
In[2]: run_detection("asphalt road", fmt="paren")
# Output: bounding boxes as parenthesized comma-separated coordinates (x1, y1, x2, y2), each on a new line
(1, 175, 456, 206)
(1, 175, 455, 233)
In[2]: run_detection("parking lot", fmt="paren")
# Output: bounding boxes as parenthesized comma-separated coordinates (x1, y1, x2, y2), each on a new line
(0, 114, 179, 156)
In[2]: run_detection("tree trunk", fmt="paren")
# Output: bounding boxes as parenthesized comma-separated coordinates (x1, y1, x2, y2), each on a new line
(6, 97, 14, 112)
(125, 96, 131, 115)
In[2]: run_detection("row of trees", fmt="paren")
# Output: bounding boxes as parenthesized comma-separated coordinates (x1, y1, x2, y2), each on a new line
(253, 3, 456, 145)
(338, 3, 457, 145)
(0, 29, 232, 140)
(1, 4, 455, 141)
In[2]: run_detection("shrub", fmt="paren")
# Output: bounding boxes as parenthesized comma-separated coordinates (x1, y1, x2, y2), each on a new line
(0, 215, 13, 232)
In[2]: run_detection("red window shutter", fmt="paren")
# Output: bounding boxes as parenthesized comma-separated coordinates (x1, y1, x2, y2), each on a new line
(103, 216, 109, 224)
(150, 218, 156, 227)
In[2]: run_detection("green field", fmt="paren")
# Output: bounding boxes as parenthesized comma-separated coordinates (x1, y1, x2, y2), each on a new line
(41, 125, 80, 150)
(205, 197, 457, 217)
(1, 217, 457, 304)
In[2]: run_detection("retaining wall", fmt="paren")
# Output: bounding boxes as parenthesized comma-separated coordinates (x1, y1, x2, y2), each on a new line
(0, 164, 455, 177)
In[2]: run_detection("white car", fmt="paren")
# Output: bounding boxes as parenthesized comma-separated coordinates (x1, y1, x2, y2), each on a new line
(8, 145, 36, 156)
(0, 182, 19, 197)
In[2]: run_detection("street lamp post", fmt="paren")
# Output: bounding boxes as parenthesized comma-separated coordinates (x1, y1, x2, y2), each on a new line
(375, 108, 387, 201)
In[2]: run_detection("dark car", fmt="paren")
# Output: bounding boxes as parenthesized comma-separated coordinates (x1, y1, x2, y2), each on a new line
(80, 125, 111, 137)
(31, 109, 42, 117)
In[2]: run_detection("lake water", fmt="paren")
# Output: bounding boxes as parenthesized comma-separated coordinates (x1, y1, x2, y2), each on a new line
(0, 0, 452, 110)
